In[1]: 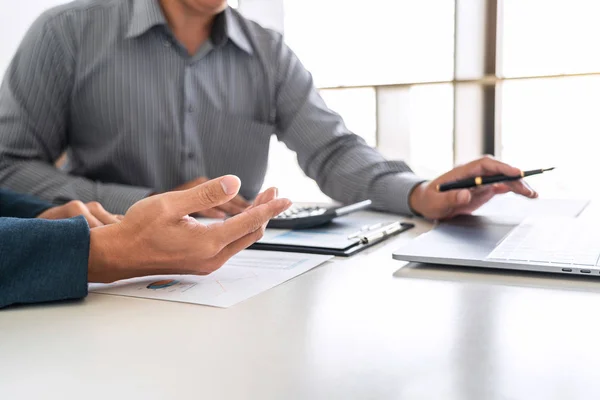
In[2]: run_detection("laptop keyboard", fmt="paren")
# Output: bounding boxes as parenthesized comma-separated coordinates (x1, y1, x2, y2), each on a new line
(487, 218, 600, 267)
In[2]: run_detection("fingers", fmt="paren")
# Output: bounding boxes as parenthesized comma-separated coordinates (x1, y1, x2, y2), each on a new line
(215, 201, 247, 216)
(196, 208, 227, 219)
(212, 198, 291, 244)
(242, 187, 278, 213)
(253, 187, 278, 208)
(62, 200, 104, 227)
(435, 156, 538, 200)
(445, 186, 497, 219)
(86, 202, 121, 225)
(422, 188, 471, 220)
(162, 175, 241, 217)
(491, 183, 512, 195)
(502, 180, 537, 198)
(473, 155, 521, 177)
(201, 229, 265, 274)
(229, 194, 251, 210)
(442, 189, 472, 210)
(218, 191, 271, 215)
(522, 180, 538, 198)
(79, 209, 103, 228)
(447, 156, 521, 182)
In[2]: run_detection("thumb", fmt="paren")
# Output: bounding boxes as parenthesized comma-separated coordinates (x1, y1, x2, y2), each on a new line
(165, 175, 241, 217)
(442, 189, 472, 210)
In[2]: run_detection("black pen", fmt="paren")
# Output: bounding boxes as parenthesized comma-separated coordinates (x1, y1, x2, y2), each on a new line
(437, 168, 555, 192)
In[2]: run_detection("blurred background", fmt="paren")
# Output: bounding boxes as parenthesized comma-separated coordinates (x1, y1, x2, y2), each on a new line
(2, 0, 599, 202)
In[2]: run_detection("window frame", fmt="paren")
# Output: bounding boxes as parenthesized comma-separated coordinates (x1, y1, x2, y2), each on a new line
(239, 0, 600, 174)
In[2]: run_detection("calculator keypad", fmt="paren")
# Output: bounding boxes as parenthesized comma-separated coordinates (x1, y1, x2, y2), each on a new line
(273, 206, 327, 220)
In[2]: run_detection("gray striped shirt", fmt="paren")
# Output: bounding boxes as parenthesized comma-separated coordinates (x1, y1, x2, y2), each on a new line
(0, 0, 423, 215)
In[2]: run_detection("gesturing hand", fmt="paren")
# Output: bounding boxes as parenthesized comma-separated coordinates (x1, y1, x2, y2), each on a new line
(88, 175, 291, 283)
(37, 200, 122, 227)
(169, 176, 251, 218)
(409, 156, 538, 220)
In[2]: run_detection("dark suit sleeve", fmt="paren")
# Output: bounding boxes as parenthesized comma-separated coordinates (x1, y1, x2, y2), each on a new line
(0, 188, 54, 218)
(0, 216, 89, 309)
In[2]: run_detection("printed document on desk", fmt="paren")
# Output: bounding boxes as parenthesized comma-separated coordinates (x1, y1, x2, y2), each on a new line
(472, 193, 589, 220)
(90, 251, 332, 308)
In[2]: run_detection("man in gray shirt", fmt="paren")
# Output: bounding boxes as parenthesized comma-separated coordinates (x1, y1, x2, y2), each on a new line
(0, 0, 536, 220)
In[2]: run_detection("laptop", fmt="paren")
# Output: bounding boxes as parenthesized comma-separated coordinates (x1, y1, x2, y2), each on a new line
(392, 215, 600, 277)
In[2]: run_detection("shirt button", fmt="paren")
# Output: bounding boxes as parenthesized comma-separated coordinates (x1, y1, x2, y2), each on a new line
(163, 40, 171, 48)
(187, 105, 193, 113)
(187, 152, 195, 160)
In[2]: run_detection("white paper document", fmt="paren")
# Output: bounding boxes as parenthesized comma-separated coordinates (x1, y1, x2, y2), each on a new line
(473, 193, 589, 220)
(90, 251, 332, 308)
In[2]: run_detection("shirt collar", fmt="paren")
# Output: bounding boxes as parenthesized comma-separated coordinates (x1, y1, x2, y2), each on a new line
(220, 8, 253, 55)
(126, 1, 253, 55)
(126, 0, 167, 39)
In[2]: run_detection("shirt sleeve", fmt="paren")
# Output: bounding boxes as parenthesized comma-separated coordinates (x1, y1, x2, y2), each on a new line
(0, 188, 54, 218)
(272, 38, 425, 215)
(0, 12, 152, 214)
(0, 216, 89, 309)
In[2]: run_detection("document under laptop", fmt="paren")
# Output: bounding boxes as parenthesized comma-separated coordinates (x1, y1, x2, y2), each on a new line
(393, 213, 600, 277)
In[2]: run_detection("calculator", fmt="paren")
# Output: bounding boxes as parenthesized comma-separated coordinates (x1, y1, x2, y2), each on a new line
(267, 199, 373, 230)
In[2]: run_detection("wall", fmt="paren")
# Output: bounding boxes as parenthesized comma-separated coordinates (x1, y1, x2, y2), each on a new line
(0, 0, 68, 79)
(238, 0, 284, 32)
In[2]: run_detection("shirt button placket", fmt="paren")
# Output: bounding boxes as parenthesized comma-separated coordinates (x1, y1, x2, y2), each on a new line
(183, 64, 201, 178)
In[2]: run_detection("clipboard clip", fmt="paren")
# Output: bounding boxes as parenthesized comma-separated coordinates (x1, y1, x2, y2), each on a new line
(357, 221, 403, 244)
(347, 222, 385, 239)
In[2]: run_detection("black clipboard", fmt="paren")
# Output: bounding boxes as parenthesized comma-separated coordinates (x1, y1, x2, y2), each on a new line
(249, 222, 414, 257)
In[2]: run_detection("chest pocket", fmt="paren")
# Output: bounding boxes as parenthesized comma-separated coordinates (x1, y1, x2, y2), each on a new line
(199, 112, 275, 199)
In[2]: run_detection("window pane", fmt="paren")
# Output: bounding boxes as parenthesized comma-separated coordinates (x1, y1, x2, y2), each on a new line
(407, 84, 455, 178)
(500, 0, 600, 77)
(262, 137, 332, 203)
(499, 76, 600, 198)
(261, 88, 376, 202)
(320, 88, 377, 147)
(283, 0, 455, 87)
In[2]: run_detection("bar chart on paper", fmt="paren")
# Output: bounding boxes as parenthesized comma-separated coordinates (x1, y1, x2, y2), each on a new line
(89, 251, 332, 308)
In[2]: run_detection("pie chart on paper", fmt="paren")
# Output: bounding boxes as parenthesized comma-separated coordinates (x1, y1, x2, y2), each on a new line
(146, 280, 180, 290)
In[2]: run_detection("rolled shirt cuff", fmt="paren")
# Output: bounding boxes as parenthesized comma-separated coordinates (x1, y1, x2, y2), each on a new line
(370, 172, 427, 216)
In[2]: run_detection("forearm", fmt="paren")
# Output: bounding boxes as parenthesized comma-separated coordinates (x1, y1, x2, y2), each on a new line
(0, 159, 152, 214)
(300, 134, 425, 215)
(274, 41, 424, 215)
(0, 216, 90, 309)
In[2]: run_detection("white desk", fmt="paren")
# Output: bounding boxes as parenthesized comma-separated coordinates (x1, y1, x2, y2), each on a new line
(3, 214, 600, 399)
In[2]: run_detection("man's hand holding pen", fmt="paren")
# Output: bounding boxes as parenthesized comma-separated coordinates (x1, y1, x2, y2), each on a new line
(408, 155, 539, 220)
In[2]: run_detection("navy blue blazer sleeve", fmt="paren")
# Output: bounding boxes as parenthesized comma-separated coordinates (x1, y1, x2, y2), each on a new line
(0, 188, 54, 218)
(0, 216, 90, 309)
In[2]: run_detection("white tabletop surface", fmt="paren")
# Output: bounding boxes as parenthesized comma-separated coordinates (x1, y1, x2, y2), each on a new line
(3, 211, 600, 400)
